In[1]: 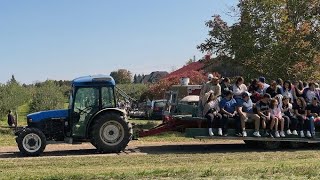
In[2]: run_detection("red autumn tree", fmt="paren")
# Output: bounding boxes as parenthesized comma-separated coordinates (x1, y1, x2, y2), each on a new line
(146, 70, 206, 99)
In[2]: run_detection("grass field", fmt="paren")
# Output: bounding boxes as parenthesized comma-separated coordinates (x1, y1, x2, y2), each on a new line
(1, 147, 320, 179)
(1, 116, 320, 179)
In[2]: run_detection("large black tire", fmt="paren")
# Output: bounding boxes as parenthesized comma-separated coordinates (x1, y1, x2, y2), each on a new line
(90, 112, 132, 153)
(16, 128, 46, 156)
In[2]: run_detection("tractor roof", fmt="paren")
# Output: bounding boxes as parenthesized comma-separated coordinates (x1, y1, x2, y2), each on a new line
(72, 75, 115, 86)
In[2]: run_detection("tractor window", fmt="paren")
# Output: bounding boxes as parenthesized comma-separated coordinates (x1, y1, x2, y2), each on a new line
(74, 87, 100, 112)
(101, 87, 115, 108)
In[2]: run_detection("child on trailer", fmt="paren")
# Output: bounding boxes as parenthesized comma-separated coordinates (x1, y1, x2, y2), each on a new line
(281, 96, 298, 136)
(270, 98, 285, 138)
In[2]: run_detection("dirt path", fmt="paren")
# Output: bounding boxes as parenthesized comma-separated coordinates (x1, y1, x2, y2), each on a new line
(0, 140, 245, 159)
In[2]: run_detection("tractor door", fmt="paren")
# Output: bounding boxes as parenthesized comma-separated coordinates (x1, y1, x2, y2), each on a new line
(72, 87, 100, 137)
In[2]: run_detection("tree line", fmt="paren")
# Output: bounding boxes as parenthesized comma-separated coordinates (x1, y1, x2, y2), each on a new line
(0, 75, 69, 118)
(0, 75, 151, 120)
(198, 0, 320, 81)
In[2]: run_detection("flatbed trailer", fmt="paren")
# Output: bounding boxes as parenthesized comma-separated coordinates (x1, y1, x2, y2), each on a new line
(136, 114, 320, 150)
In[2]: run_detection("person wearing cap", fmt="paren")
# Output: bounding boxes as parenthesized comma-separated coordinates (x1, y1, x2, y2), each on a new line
(306, 97, 320, 137)
(255, 93, 272, 137)
(203, 91, 222, 136)
(200, 76, 221, 102)
(237, 91, 261, 137)
(199, 75, 221, 117)
(198, 74, 214, 116)
(232, 76, 248, 101)
(219, 90, 238, 136)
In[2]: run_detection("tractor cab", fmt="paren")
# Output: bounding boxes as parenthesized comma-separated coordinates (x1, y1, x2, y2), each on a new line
(17, 75, 132, 156)
(69, 75, 118, 138)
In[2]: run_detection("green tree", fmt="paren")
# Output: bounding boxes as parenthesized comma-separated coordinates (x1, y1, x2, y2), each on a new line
(29, 80, 65, 113)
(198, 0, 320, 81)
(116, 83, 149, 102)
(0, 78, 31, 118)
(110, 69, 132, 84)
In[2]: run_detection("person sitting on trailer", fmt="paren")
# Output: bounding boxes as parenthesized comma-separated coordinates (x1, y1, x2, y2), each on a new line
(270, 98, 285, 138)
(219, 90, 239, 136)
(281, 80, 295, 103)
(293, 97, 308, 138)
(255, 93, 272, 137)
(237, 91, 261, 137)
(200, 76, 221, 99)
(232, 76, 247, 101)
(199, 75, 221, 116)
(203, 91, 222, 136)
(266, 81, 282, 98)
(220, 77, 232, 98)
(281, 95, 298, 136)
(306, 97, 320, 137)
(303, 82, 320, 104)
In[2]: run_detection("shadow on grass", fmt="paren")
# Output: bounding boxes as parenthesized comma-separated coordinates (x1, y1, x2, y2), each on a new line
(135, 142, 320, 154)
(1, 142, 319, 159)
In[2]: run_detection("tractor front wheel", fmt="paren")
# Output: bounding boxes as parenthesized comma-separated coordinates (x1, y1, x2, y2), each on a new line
(16, 128, 46, 156)
(91, 113, 131, 153)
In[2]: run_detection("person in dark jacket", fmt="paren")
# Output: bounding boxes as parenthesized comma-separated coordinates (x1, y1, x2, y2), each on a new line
(220, 77, 232, 98)
(266, 81, 282, 98)
(7, 110, 16, 127)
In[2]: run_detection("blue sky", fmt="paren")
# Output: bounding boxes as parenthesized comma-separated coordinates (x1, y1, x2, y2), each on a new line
(0, 0, 238, 84)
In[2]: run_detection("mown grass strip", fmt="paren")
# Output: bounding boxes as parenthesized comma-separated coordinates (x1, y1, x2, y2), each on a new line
(1, 150, 320, 179)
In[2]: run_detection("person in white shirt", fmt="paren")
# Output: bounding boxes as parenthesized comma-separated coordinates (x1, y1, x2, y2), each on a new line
(232, 76, 247, 100)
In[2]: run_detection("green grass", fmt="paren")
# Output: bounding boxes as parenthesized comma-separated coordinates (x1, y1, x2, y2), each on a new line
(1, 149, 320, 179)
(1, 117, 320, 179)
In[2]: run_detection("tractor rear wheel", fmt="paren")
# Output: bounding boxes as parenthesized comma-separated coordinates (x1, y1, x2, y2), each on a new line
(16, 128, 46, 156)
(91, 113, 131, 153)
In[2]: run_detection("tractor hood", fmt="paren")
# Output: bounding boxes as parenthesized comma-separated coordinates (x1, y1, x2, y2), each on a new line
(27, 109, 69, 122)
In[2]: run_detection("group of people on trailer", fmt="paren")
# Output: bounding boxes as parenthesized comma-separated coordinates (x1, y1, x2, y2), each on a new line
(199, 75, 320, 138)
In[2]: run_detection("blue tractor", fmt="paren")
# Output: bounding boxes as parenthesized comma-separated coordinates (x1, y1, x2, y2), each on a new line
(15, 75, 132, 156)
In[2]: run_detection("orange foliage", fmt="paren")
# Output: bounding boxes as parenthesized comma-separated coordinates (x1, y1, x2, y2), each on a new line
(147, 70, 206, 99)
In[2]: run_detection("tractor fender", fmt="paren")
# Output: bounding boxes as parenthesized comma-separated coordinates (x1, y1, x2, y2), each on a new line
(86, 108, 127, 138)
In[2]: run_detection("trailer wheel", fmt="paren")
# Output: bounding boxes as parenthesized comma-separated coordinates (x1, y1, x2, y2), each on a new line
(16, 128, 46, 156)
(261, 141, 281, 150)
(91, 113, 131, 153)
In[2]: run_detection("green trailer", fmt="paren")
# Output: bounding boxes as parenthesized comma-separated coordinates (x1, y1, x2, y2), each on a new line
(137, 89, 320, 150)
